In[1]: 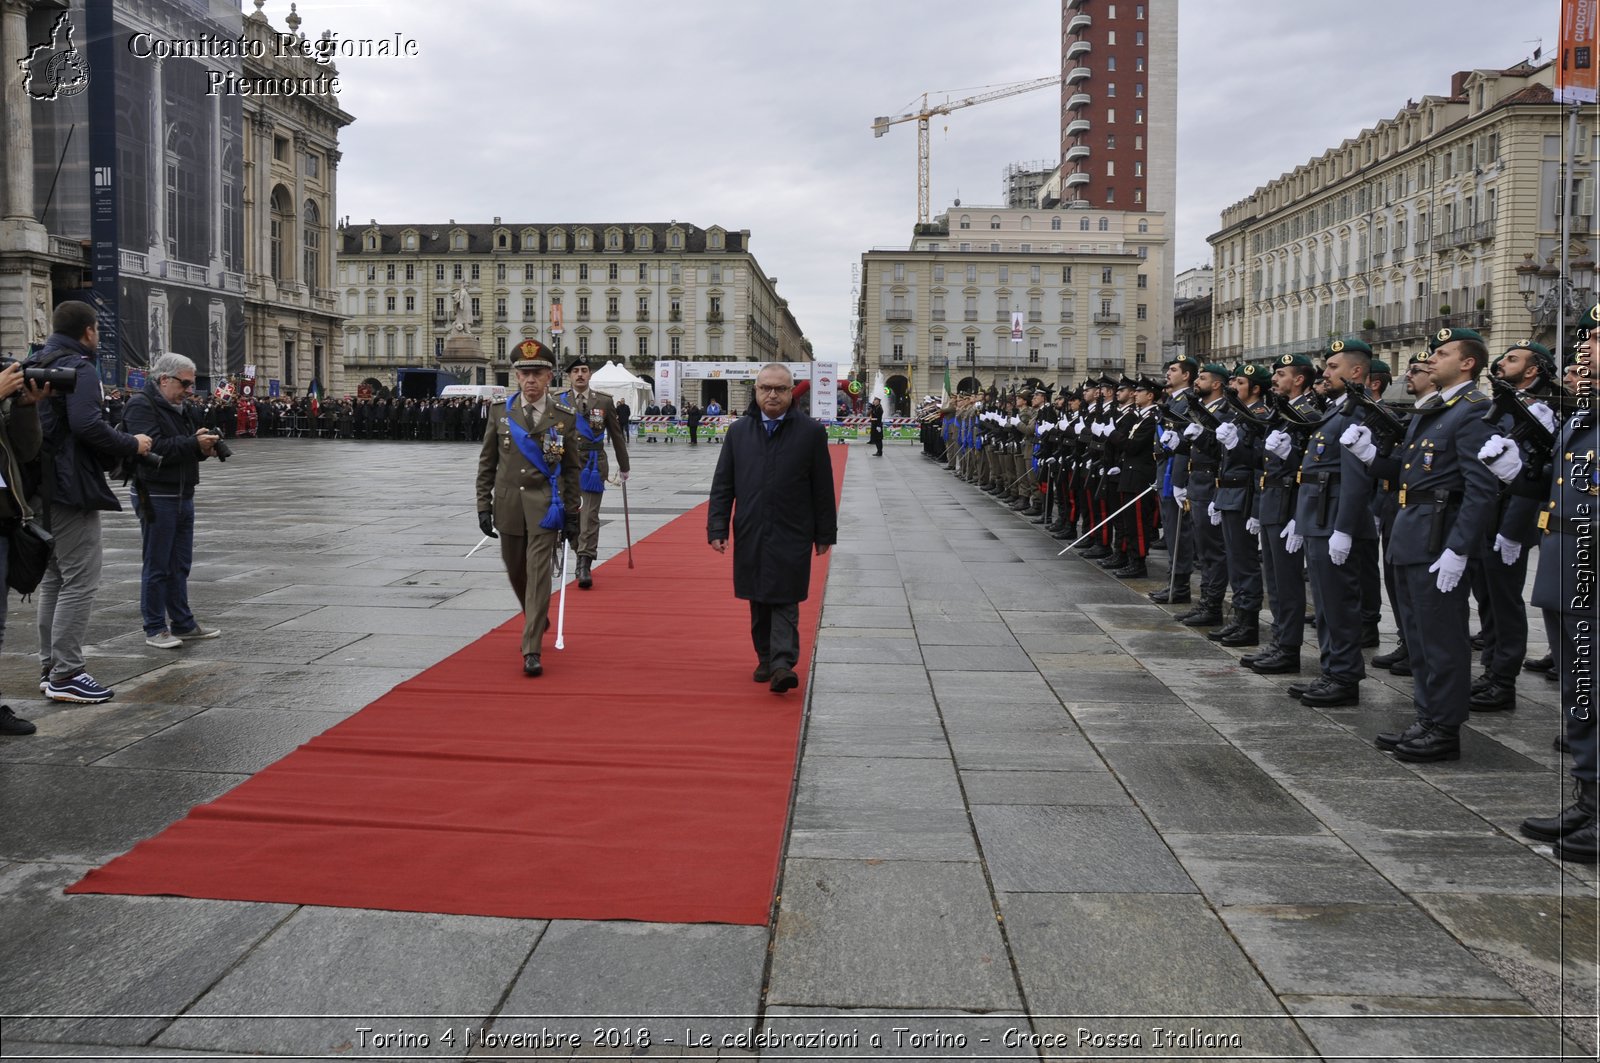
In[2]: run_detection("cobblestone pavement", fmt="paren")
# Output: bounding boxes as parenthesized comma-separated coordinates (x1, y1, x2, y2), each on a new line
(0, 437, 1594, 1061)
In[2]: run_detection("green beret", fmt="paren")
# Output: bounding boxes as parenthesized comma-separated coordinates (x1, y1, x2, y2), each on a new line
(1407, 351, 1432, 367)
(1369, 359, 1393, 378)
(1199, 362, 1231, 379)
(1504, 339, 1554, 361)
(1233, 363, 1269, 381)
(1166, 356, 1200, 372)
(1428, 327, 1483, 351)
(1274, 353, 1315, 368)
(1584, 302, 1600, 331)
(1326, 336, 1372, 357)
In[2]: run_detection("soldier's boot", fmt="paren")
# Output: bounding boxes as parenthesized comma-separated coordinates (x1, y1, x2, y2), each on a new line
(1554, 817, 1600, 864)
(1248, 645, 1302, 674)
(1522, 779, 1598, 843)
(1391, 720, 1459, 762)
(1469, 676, 1518, 712)
(1372, 639, 1409, 670)
(576, 555, 594, 590)
(1148, 583, 1191, 605)
(1219, 609, 1261, 647)
(1050, 523, 1076, 540)
(1097, 550, 1130, 570)
(1178, 597, 1225, 627)
(1206, 609, 1244, 641)
(1112, 557, 1148, 579)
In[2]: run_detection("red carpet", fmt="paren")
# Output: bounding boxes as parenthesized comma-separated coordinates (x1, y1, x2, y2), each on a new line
(68, 448, 848, 925)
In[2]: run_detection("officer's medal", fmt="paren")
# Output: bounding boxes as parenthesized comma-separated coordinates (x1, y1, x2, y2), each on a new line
(543, 426, 565, 460)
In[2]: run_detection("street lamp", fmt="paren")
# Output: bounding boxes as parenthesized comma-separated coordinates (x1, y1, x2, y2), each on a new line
(1517, 250, 1596, 344)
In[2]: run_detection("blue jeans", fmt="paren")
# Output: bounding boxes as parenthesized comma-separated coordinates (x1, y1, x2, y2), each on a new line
(134, 492, 196, 637)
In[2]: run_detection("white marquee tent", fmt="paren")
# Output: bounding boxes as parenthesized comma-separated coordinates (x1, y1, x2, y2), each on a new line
(589, 360, 655, 412)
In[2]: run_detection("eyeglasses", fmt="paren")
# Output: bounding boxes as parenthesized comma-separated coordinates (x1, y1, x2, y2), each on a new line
(756, 385, 792, 394)
(1405, 367, 1429, 376)
(166, 376, 196, 390)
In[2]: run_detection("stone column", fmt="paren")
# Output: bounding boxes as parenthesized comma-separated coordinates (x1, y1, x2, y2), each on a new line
(2, 0, 36, 222)
(209, 90, 222, 273)
(150, 56, 165, 259)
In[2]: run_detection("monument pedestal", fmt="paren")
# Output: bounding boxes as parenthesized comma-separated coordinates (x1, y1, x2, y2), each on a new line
(442, 333, 487, 384)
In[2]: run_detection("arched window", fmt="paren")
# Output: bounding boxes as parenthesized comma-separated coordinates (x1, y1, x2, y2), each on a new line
(270, 186, 292, 281)
(302, 200, 321, 286)
(1079, 217, 1091, 231)
(990, 215, 1001, 229)
(1098, 217, 1110, 231)
(1137, 218, 1149, 232)
(1051, 216, 1062, 230)
(1020, 216, 1032, 230)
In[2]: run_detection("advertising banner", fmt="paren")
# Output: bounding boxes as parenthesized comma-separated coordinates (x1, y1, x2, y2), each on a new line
(1559, 0, 1599, 103)
(811, 360, 839, 421)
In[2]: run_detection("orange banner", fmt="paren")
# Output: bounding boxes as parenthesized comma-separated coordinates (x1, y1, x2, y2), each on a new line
(1559, 0, 1599, 103)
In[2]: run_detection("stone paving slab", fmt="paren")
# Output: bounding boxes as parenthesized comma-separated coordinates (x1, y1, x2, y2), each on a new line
(1094, 744, 1325, 835)
(95, 706, 351, 775)
(1282, 994, 1580, 1061)
(973, 805, 1196, 893)
(1165, 833, 1408, 907)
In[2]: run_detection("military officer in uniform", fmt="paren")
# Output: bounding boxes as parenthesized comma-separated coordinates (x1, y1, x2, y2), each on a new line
(1372, 354, 1438, 677)
(1285, 338, 1378, 707)
(1364, 328, 1497, 761)
(1246, 353, 1319, 675)
(560, 355, 631, 589)
(1173, 364, 1230, 627)
(1505, 307, 1597, 860)
(1151, 357, 1198, 604)
(1207, 363, 1271, 646)
(476, 340, 582, 676)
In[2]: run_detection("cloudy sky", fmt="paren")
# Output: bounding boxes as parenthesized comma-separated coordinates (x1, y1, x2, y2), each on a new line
(303, 0, 1557, 358)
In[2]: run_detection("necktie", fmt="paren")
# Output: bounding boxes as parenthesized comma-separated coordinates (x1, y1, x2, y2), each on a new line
(765, 419, 778, 437)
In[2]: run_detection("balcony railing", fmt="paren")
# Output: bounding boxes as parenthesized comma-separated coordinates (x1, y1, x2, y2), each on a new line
(637, 311, 651, 321)
(50, 236, 84, 260)
(931, 309, 946, 321)
(1067, 92, 1091, 111)
(1028, 311, 1043, 322)
(1067, 13, 1091, 33)
(161, 260, 210, 284)
(606, 311, 620, 322)
(1065, 144, 1091, 162)
(1093, 313, 1121, 325)
(1065, 172, 1091, 188)
(1066, 66, 1091, 85)
(886, 309, 913, 321)
(707, 311, 724, 323)
(576, 311, 591, 321)
(964, 310, 979, 321)
(120, 249, 149, 275)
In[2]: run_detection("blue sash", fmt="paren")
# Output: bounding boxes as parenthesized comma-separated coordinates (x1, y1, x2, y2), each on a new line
(574, 401, 606, 494)
(504, 396, 565, 531)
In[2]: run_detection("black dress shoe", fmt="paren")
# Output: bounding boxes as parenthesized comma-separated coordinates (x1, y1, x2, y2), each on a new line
(1521, 781, 1597, 842)
(1468, 679, 1517, 712)
(1375, 717, 1429, 751)
(1304, 613, 1317, 627)
(1286, 676, 1327, 699)
(1360, 623, 1381, 648)
(1082, 545, 1113, 560)
(1179, 604, 1225, 627)
(1097, 552, 1130, 569)
(1554, 820, 1600, 863)
(1050, 526, 1075, 540)
(1205, 619, 1241, 641)
(769, 667, 799, 693)
(1249, 648, 1301, 674)
(753, 663, 773, 683)
(1372, 643, 1409, 669)
(1469, 671, 1494, 694)
(1240, 644, 1279, 666)
(1524, 653, 1555, 674)
(1389, 658, 1413, 677)
(1392, 720, 1461, 762)
(523, 654, 543, 677)
(1219, 623, 1261, 648)
(1148, 586, 1191, 605)
(1112, 560, 1148, 579)
(1300, 677, 1359, 707)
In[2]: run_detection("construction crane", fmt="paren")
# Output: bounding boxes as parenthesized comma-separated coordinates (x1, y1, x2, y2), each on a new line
(872, 75, 1062, 226)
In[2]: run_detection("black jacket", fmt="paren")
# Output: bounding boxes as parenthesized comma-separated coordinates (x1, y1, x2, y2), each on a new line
(30, 333, 141, 511)
(122, 381, 209, 496)
(707, 406, 838, 604)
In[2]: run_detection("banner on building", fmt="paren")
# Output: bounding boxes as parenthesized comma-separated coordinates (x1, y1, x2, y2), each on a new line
(811, 360, 839, 421)
(1011, 311, 1025, 343)
(1558, 0, 1599, 103)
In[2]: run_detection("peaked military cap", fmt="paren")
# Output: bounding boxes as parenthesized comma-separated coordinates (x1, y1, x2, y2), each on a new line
(1133, 376, 1161, 393)
(1274, 352, 1315, 368)
(1428, 327, 1483, 351)
(511, 339, 555, 370)
(1116, 375, 1137, 390)
(1199, 362, 1231, 379)
(1326, 336, 1373, 357)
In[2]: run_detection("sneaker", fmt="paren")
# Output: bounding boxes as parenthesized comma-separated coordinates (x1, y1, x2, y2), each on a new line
(44, 671, 114, 704)
(172, 624, 221, 641)
(0, 705, 36, 736)
(145, 630, 183, 649)
(38, 663, 48, 693)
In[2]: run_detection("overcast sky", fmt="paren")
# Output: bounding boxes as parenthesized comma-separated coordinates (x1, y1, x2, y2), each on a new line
(304, 0, 1557, 358)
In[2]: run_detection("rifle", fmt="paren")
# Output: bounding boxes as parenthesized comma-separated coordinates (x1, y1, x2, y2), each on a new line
(1220, 388, 1274, 438)
(1485, 376, 1556, 459)
(1344, 382, 1411, 450)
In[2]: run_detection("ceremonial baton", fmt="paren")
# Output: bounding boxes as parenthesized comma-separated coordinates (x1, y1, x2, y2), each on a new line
(554, 538, 570, 650)
(621, 479, 635, 568)
(1058, 483, 1158, 556)
(465, 534, 493, 559)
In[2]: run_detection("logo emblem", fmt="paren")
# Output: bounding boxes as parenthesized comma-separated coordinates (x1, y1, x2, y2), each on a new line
(1280, 354, 1293, 365)
(18, 12, 90, 101)
(1422, 453, 1434, 471)
(1330, 340, 1345, 354)
(1437, 328, 1452, 342)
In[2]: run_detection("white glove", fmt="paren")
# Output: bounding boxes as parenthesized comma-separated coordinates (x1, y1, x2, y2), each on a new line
(1340, 424, 1377, 466)
(1477, 435, 1524, 483)
(1215, 422, 1240, 451)
(1495, 533, 1522, 566)
(1329, 529, 1352, 566)
(1246, 516, 1262, 536)
(1035, 421, 1048, 436)
(1173, 486, 1189, 508)
(1265, 429, 1292, 459)
(1183, 422, 1205, 441)
(1106, 466, 1121, 477)
(1429, 547, 1468, 593)
(1160, 429, 1180, 451)
(620, 470, 630, 483)
(1208, 501, 1222, 526)
(1074, 421, 1086, 435)
(1527, 401, 1556, 434)
(1281, 519, 1303, 554)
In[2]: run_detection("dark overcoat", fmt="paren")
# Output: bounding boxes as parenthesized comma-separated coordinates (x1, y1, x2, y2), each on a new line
(707, 406, 838, 604)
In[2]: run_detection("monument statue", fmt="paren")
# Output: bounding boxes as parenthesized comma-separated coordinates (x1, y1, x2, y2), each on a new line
(32, 292, 50, 343)
(450, 284, 472, 333)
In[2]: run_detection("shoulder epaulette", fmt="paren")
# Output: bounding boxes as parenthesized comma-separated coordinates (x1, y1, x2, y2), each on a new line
(554, 401, 576, 415)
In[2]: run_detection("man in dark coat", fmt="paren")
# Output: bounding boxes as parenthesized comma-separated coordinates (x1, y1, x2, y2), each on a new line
(708, 363, 838, 694)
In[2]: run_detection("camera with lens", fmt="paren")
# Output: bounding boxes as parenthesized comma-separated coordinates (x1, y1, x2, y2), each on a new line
(209, 436, 232, 462)
(1, 356, 77, 393)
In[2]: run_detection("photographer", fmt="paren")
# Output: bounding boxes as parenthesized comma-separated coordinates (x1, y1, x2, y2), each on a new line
(122, 353, 223, 650)
(0, 363, 51, 735)
(30, 300, 151, 704)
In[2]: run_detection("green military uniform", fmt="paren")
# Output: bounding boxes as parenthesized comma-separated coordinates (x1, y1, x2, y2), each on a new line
(477, 341, 583, 667)
(560, 356, 631, 588)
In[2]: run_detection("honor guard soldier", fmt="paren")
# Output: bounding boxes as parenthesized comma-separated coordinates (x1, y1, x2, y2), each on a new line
(1285, 338, 1379, 707)
(1107, 377, 1161, 578)
(1208, 363, 1271, 646)
(1372, 354, 1439, 676)
(1246, 353, 1320, 674)
(476, 340, 582, 677)
(1356, 360, 1396, 650)
(560, 355, 631, 589)
(1151, 356, 1199, 604)
(1465, 339, 1558, 711)
(1503, 307, 1598, 860)
(1365, 328, 1498, 761)
(1173, 364, 1231, 627)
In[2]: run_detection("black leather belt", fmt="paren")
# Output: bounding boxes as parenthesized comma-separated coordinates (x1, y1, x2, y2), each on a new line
(1189, 463, 1219, 477)
(1261, 474, 1297, 489)
(1398, 487, 1461, 508)
(1297, 470, 1339, 485)
(1540, 513, 1593, 535)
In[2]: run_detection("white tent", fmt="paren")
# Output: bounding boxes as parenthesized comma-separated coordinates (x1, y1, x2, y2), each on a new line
(589, 360, 655, 412)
